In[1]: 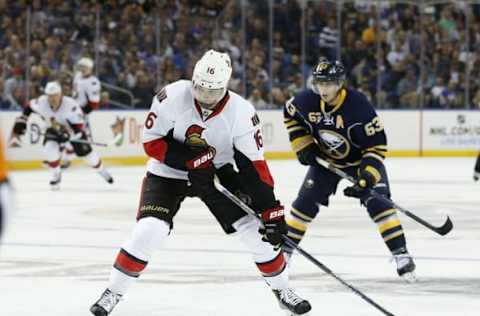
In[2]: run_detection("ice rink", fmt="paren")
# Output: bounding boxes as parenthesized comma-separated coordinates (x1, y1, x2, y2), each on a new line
(1, 158, 479, 316)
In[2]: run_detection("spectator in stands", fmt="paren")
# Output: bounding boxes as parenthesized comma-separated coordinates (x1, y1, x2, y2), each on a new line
(398, 69, 419, 108)
(318, 17, 339, 60)
(248, 88, 268, 110)
(0, 78, 11, 109)
(4, 67, 24, 109)
(0, 1, 479, 111)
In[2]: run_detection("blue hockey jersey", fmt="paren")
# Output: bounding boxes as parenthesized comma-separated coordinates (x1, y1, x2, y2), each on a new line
(284, 87, 387, 171)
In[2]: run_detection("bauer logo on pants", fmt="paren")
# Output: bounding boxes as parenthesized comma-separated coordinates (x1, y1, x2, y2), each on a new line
(140, 204, 170, 214)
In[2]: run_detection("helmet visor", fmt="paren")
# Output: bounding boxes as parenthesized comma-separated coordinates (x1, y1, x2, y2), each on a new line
(193, 84, 225, 109)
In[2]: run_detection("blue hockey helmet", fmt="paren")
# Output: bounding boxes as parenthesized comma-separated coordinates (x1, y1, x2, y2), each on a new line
(312, 59, 346, 83)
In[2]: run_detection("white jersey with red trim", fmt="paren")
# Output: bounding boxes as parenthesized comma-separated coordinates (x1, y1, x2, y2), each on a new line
(29, 95, 85, 128)
(143, 80, 267, 180)
(73, 72, 101, 109)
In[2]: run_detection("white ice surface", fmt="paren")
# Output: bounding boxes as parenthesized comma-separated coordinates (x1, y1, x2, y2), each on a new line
(1, 158, 479, 316)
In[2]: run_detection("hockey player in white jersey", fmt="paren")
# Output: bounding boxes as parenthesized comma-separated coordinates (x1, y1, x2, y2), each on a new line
(90, 50, 312, 316)
(73, 57, 101, 113)
(12, 81, 113, 189)
(62, 57, 102, 168)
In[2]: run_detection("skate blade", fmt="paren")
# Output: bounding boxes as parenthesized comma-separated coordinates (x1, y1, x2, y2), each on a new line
(401, 271, 417, 283)
(50, 183, 61, 191)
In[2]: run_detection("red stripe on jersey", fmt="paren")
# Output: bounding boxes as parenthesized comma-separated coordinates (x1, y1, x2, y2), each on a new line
(252, 160, 274, 187)
(256, 252, 286, 275)
(115, 249, 147, 275)
(89, 101, 100, 110)
(194, 92, 230, 121)
(143, 138, 168, 162)
(48, 160, 60, 168)
(72, 123, 84, 132)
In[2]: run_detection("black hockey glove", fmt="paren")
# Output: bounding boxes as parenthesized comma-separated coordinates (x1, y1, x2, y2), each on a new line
(296, 142, 322, 166)
(343, 169, 377, 199)
(44, 127, 70, 144)
(259, 204, 287, 249)
(13, 116, 28, 136)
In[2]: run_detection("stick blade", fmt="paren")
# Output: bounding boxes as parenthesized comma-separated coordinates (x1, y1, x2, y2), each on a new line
(435, 216, 453, 236)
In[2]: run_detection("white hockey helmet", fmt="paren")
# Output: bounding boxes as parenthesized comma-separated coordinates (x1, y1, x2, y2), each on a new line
(192, 49, 232, 109)
(77, 57, 94, 69)
(45, 81, 62, 95)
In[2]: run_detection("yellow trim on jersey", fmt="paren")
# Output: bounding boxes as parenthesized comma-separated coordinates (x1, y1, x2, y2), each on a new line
(284, 120, 299, 128)
(291, 135, 314, 153)
(291, 208, 314, 222)
(287, 218, 307, 232)
(384, 230, 404, 242)
(363, 152, 385, 162)
(364, 165, 382, 183)
(287, 126, 306, 133)
(378, 219, 401, 234)
(366, 145, 387, 152)
(287, 231, 304, 240)
(320, 88, 347, 114)
(373, 208, 396, 222)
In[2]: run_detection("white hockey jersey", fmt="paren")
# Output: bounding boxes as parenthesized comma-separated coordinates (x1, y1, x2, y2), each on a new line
(73, 72, 101, 109)
(142, 80, 270, 182)
(29, 95, 85, 129)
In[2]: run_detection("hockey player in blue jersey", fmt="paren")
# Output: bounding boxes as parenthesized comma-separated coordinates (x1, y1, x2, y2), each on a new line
(283, 59, 416, 282)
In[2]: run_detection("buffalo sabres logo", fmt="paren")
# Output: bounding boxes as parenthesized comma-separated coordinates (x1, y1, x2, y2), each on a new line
(316, 62, 329, 72)
(318, 129, 350, 160)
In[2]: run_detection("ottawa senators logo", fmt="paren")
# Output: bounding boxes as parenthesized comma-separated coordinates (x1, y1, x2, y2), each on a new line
(185, 124, 208, 148)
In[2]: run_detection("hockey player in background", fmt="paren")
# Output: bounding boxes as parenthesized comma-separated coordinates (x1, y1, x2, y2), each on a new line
(90, 50, 311, 316)
(62, 57, 102, 168)
(0, 132, 13, 242)
(473, 155, 480, 181)
(12, 81, 113, 189)
(283, 59, 416, 282)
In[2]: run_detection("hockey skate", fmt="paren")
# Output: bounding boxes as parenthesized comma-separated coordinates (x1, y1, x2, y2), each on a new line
(273, 288, 311, 315)
(474, 171, 480, 181)
(49, 170, 62, 190)
(90, 289, 122, 316)
(393, 249, 416, 283)
(98, 168, 114, 184)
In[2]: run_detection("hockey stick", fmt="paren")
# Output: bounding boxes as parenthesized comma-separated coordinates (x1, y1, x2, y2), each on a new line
(286, 101, 452, 236)
(315, 156, 453, 236)
(33, 130, 108, 147)
(69, 138, 108, 147)
(213, 179, 395, 316)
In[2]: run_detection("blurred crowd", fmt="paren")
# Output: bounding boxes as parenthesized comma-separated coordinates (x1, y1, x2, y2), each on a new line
(1, 0, 480, 110)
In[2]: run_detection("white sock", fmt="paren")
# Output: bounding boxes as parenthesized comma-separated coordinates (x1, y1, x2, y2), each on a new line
(233, 216, 289, 290)
(108, 217, 170, 295)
